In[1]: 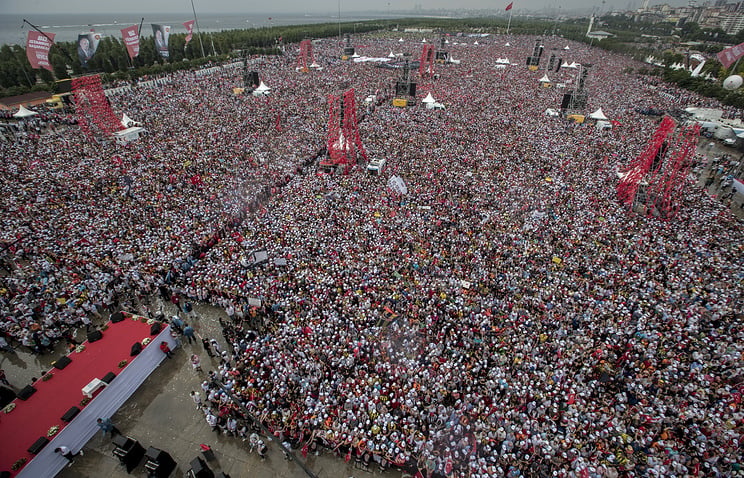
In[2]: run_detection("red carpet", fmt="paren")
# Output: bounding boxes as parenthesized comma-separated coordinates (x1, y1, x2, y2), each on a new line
(0, 317, 157, 475)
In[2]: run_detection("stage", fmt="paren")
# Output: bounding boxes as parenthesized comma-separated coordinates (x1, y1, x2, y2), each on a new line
(0, 315, 175, 477)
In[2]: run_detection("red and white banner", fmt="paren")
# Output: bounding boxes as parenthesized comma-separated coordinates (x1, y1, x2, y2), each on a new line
(121, 25, 140, 60)
(718, 42, 744, 69)
(26, 31, 55, 72)
(183, 20, 195, 47)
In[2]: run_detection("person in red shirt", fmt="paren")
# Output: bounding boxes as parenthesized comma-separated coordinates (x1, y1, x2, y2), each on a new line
(160, 341, 173, 359)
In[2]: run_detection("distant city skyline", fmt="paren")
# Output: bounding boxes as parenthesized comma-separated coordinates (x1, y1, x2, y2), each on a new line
(2, 0, 696, 15)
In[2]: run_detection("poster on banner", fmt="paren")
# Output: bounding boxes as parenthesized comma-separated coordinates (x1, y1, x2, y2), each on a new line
(183, 20, 195, 47)
(26, 31, 55, 72)
(77, 32, 101, 67)
(152, 24, 171, 58)
(388, 175, 408, 195)
(120, 25, 140, 60)
(717, 42, 744, 69)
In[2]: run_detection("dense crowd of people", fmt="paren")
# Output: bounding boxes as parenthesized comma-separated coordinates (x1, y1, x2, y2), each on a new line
(1, 32, 743, 477)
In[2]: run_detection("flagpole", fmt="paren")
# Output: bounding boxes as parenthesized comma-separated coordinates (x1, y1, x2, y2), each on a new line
(507, 9, 513, 35)
(190, 0, 206, 58)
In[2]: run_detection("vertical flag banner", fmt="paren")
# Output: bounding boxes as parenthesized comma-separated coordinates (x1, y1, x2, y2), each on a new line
(506, 2, 513, 10)
(152, 24, 171, 58)
(26, 31, 55, 72)
(121, 25, 140, 60)
(77, 32, 101, 67)
(183, 20, 195, 47)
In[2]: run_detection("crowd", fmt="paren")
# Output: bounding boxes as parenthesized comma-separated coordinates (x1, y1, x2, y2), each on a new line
(1, 32, 743, 477)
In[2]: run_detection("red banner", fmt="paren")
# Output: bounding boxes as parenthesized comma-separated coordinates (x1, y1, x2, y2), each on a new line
(26, 31, 55, 71)
(718, 42, 744, 69)
(184, 20, 195, 47)
(121, 25, 140, 60)
(506, 1, 513, 10)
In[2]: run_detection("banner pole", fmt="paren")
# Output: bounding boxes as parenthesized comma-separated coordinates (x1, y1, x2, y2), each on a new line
(23, 18, 75, 64)
(190, 0, 206, 58)
(507, 10, 512, 35)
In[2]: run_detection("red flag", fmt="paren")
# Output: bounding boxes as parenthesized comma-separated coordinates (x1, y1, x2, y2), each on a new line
(301, 442, 309, 458)
(183, 20, 195, 46)
(344, 449, 352, 463)
(506, 1, 513, 10)
(120, 25, 140, 60)
(26, 31, 55, 72)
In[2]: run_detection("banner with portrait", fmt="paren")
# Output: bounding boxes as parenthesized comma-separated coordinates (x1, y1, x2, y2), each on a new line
(183, 20, 195, 47)
(120, 25, 140, 60)
(152, 24, 171, 59)
(26, 31, 55, 72)
(77, 32, 101, 68)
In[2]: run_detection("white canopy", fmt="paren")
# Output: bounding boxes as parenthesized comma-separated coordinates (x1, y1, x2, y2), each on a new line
(539, 74, 551, 83)
(545, 108, 560, 117)
(422, 92, 436, 103)
(388, 51, 396, 58)
(564, 45, 570, 50)
(568, 62, 579, 68)
(495, 57, 510, 64)
(561, 61, 570, 68)
(13, 105, 38, 118)
(254, 81, 270, 92)
(588, 108, 608, 121)
(426, 102, 445, 110)
(398, 38, 404, 42)
(474, 41, 479, 45)
(505, 42, 510, 46)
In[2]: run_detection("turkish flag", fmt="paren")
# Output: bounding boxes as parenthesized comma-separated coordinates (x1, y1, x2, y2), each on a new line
(506, 2, 513, 10)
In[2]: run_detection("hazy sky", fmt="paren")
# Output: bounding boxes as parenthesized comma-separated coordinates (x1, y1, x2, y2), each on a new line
(3, 0, 692, 14)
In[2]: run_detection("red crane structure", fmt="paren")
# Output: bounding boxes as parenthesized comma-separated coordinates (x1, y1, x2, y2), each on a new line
(296, 39, 316, 73)
(419, 43, 435, 78)
(617, 116, 700, 219)
(71, 75, 123, 137)
(321, 89, 367, 174)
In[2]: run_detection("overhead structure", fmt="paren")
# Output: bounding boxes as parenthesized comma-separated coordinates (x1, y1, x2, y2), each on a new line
(419, 43, 435, 78)
(342, 34, 355, 60)
(393, 54, 417, 107)
(296, 39, 316, 73)
(72, 74, 124, 137)
(617, 116, 700, 219)
(526, 38, 543, 71)
(560, 63, 591, 116)
(435, 35, 449, 63)
(321, 89, 367, 174)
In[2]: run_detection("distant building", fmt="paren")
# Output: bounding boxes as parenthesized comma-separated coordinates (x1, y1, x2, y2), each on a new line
(721, 12, 744, 34)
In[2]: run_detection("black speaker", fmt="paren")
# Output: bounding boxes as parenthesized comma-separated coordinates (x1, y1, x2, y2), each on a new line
(17, 385, 37, 401)
(561, 93, 573, 110)
(189, 457, 214, 478)
(409, 82, 417, 98)
(150, 322, 162, 335)
(87, 330, 103, 342)
(130, 342, 142, 357)
(102, 371, 116, 383)
(111, 311, 125, 323)
(61, 406, 80, 422)
(54, 355, 72, 370)
(246, 71, 259, 87)
(556, 58, 562, 73)
(27, 436, 49, 454)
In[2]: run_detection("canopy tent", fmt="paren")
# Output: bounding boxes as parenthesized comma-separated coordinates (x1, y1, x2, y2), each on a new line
(568, 61, 579, 68)
(504, 42, 511, 46)
(495, 58, 510, 65)
(421, 92, 436, 104)
(252, 81, 271, 97)
(561, 61, 571, 68)
(388, 51, 396, 58)
(588, 108, 608, 121)
(13, 105, 38, 118)
(563, 45, 570, 50)
(545, 108, 560, 117)
(539, 74, 551, 83)
(426, 102, 445, 110)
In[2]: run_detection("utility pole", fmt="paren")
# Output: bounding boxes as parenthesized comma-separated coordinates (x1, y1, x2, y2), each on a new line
(190, 0, 206, 57)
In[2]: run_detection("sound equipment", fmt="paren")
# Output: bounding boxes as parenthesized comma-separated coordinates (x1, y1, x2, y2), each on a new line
(556, 58, 562, 72)
(547, 53, 556, 71)
(130, 342, 142, 357)
(110, 311, 125, 323)
(54, 355, 72, 370)
(87, 330, 103, 343)
(112, 435, 146, 473)
(27, 436, 49, 454)
(150, 322, 162, 335)
(244, 71, 259, 88)
(561, 93, 573, 110)
(187, 457, 214, 478)
(17, 385, 37, 401)
(144, 447, 177, 478)
(102, 371, 116, 383)
(61, 405, 81, 422)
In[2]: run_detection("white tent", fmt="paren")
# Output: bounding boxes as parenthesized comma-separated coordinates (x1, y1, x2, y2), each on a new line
(474, 41, 479, 45)
(545, 108, 560, 117)
(388, 51, 396, 58)
(13, 105, 38, 118)
(505, 42, 510, 46)
(561, 61, 570, 68)
(539, 74, 551, 83)
(567, 61, 579, 68)
(564, 45, 570, 50)
(495, 58, 510, 65)
(588, 108, 608, 121)
(426, 102, 445, 110)
(421, 92, 436, 104)
(422, 38, 427, 43)
(399, 38, 404, 42)
(252, 81, 271, 97)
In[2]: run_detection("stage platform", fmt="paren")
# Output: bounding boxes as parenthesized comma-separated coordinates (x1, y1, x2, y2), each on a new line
(0, 315, 175, 477)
